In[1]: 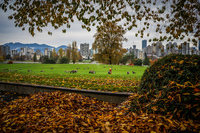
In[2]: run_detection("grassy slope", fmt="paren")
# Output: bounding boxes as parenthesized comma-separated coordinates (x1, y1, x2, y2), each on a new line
(0, 64, 147, 79)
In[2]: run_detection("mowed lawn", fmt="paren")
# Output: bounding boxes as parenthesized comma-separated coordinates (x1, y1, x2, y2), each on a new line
(0, 63, 147, 78)
(0, 63, 148, 92)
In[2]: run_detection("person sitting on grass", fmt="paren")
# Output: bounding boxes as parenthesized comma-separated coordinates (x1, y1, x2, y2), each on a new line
(109, 68, 112, 74)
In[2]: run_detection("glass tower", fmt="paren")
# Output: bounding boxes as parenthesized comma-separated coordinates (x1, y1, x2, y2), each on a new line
(142, 40, 147, 49)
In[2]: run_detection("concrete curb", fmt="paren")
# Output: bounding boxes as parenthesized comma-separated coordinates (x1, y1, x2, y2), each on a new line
(0, 81, 132, 104)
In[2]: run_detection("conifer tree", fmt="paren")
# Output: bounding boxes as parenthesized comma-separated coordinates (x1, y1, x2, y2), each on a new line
(143, 53, 150, 66)
(33, 52, 37, 62)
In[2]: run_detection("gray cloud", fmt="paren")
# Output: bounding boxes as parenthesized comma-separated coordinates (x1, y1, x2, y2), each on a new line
(0, 9, 157, 50)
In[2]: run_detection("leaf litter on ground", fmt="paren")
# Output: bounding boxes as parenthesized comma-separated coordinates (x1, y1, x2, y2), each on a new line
(0, 91, 199, 133)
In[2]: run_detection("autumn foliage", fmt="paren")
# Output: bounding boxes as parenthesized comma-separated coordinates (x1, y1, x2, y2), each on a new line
(0, 54, 200, 132)
(1, 0, 199, 46)
(1, 91, 199, 132)
(7, 60, 13, 64)
(131, 54, 200, 122)
(92, 21, 127, 64)
(150, 59, 158, 66)
(0, 72, 140, 92)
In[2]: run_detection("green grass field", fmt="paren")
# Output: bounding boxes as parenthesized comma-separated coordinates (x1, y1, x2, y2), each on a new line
(0, 63, 147, 79)
(0, 63, 148, 92)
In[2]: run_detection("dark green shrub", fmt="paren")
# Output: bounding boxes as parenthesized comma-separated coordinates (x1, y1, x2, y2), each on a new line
(42, 58, 56, 64)
(90, 58, 94, 62)
(0, 56, 5, 63)
(134, 59, 142, 66)
(33, 52, 37, 62)
(119, 55, 129, 65)
(131, 54, 200, 120)
(143, 53, 150, 65)
(58, 57, 69, 64)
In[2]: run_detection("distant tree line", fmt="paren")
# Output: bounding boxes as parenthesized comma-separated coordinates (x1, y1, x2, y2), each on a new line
(118, 52, 150, 66)
(41, 41, 80, 64)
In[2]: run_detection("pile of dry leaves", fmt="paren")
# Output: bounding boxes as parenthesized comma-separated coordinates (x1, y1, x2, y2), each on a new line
(0, 91, 199, 132)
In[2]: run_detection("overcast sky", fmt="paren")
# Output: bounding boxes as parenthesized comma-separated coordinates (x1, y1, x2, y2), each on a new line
(0, 1, 198, 52)
(0, 8, 162, 50)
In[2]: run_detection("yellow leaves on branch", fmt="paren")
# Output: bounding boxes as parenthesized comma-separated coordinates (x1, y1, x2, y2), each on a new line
(0, 0, 199, 44)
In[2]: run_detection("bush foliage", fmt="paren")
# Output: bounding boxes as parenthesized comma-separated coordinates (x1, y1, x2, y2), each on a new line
(134, 59, 142, 66)
(119, 55, 129, 65)
(58, 57, 69, 64)
(0, 56, 4, 62)
(42, 57, 56, 64)
(143, 53, 150, 65)
(131, 54, 200, 121)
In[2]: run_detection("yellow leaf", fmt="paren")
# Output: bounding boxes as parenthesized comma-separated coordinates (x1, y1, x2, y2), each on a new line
(35, 113, 42, 117)
(20, 114, 26, 117)
(87, 118, 91, 124)
(117, 112, 123, 115)
(182, 93, 190, 95)
(81, 122, 88, 127)
(148, 119, 154, 122)
(189, 119, 194, 126)
(179, 60, 184, 64)
(140, 116, 148, 120)
(164, 124, 170, 130)
(179, 95, 181, 102)
(167, 119, 173, 124)
(59, 125, 64, 128)
(180, 124, 186, 131)
(157, 123, 163, 125)
(194, 93, 200, 96)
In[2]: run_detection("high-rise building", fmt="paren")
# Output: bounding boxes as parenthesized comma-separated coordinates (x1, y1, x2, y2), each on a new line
(155, 42, 164, 57)
(4, 45, 10, 56)
(35, 49, 43, 60)
(142, 40, 147, 49)
(172, 42, 177, 53)
(0, 45, 10, 56)
(152, 43, 156, 55)
(20, 47, 29, 56)
(139, 51, 143, 59)
(166, 42, 177, 54)
(199, 40, 200, 51)
(80, 43, 89, 59)
(151, 42, 164, 57)
(143, 45, 152, 59)
(10, 49, 18, 58)
(133, 45, 136, 49)
(190, 47, 197, 55)
(129, 45, 139, 58)
(181, 43, 190, 55)
(129, 47, 132, 53)
(44, 48, 51, 57)
(18, 47, 34, 59)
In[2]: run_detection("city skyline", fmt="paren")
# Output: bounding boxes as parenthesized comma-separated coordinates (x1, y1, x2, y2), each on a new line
(0, 9, 149, 50)
(1, 39, 199, 62)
